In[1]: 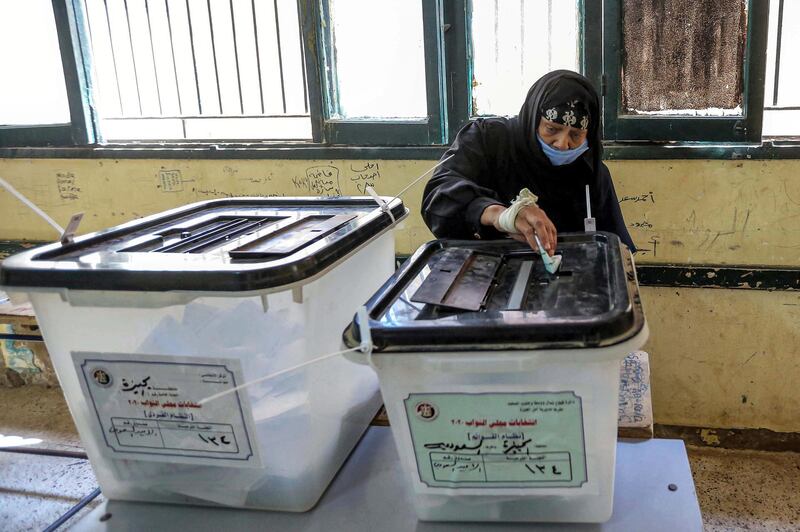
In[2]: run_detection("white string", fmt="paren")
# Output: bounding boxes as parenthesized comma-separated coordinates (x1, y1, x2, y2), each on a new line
(392, 153, 455, 202)
(0, 176, 64, 235)
(197, 346, 362, 405)
(366, 154, 455, 219)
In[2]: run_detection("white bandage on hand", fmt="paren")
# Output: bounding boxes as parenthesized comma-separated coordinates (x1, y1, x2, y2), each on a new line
(497, 188, 539, 234)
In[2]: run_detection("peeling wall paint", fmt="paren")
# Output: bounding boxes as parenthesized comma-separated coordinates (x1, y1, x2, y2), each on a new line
(635, 264, 800, 290)
(699, 428, 721, 446)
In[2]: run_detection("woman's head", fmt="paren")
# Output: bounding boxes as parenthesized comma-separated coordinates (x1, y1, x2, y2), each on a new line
(537, 99, 590, 150)
(516, 70, 600, 162)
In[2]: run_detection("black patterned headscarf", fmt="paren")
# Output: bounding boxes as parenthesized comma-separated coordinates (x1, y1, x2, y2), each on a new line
(541, 99, 590, 131)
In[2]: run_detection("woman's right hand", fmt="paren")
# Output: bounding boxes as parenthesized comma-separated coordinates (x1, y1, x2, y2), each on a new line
(480, 204, 557, 255)
(512, 205, 557, 255)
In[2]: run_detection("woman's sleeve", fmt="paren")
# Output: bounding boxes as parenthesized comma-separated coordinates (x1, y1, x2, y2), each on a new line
(596, 164, 636, 251)
(421, 121, 505, 239)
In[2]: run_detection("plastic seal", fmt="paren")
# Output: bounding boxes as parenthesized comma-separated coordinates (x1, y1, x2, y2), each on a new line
(60, 212, 84, 244)
(356, 306, 373, 355)
(363, 154, 456, 227)
(365, 186, 396, 224)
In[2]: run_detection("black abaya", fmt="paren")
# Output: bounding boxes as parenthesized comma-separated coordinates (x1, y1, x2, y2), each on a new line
(421, 70, 635, 250)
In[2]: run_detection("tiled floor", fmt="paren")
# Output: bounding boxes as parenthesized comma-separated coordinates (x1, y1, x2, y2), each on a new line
(0, 387, 103, 531)
(0, 451, 102, 531)
(689, 445, 800, 532)
(1, 386, 799, 531)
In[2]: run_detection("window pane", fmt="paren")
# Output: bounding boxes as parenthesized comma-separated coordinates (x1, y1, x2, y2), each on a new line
(329, 0, 426, 119)
(0, 0, 70, 125)
(763, 0, 800, 136)
(621, 0, 746, 116)
(84, 0, 311, 141)
(471, 0, 579, 117)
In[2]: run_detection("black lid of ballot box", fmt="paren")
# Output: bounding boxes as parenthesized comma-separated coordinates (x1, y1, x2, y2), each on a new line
(343, 232, 645, 352)
(0, 197, 406, 292)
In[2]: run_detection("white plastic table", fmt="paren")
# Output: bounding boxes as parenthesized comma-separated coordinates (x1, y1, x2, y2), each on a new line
(72, 427, 703, 531)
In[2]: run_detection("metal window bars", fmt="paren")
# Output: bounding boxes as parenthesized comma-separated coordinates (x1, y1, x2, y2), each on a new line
(82, 0, 311, 141)
(766, 0, 799, 112)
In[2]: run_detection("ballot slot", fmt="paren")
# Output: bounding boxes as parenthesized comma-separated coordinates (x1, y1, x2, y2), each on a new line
(498, 252, 563, 312)
(229, 214, 357, 259)
(157, 217, 268, 253)
(118, 215, 283, 254)
(506, 260, 534, 310)
(505, 249, 569, 276)
(410, 248, 502, 311)
(110, 213, 357, 257)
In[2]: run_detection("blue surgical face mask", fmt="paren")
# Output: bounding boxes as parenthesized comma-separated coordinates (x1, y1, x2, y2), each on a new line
(537, 135, 589, 166)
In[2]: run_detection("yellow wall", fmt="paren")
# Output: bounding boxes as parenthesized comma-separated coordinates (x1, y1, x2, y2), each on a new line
(641, 286, 800, 433)
(612, 160, 800, 267)
(1, 157, 799, 431)
(2, 158, 799, 264)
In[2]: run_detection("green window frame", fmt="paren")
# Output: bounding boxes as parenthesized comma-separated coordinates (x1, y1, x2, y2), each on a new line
(601, 0, 770, 143)
(301, 0, 447, 146)
(0, 0, 97, 147)
(442, 0, 470, 139)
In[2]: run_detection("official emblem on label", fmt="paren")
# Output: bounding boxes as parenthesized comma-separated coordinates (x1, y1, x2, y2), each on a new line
(90, 367, 113, 387)
(414, 401, 438, 421)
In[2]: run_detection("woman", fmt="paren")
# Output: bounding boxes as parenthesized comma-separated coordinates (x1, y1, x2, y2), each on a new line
(421, 70, 634, 255)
